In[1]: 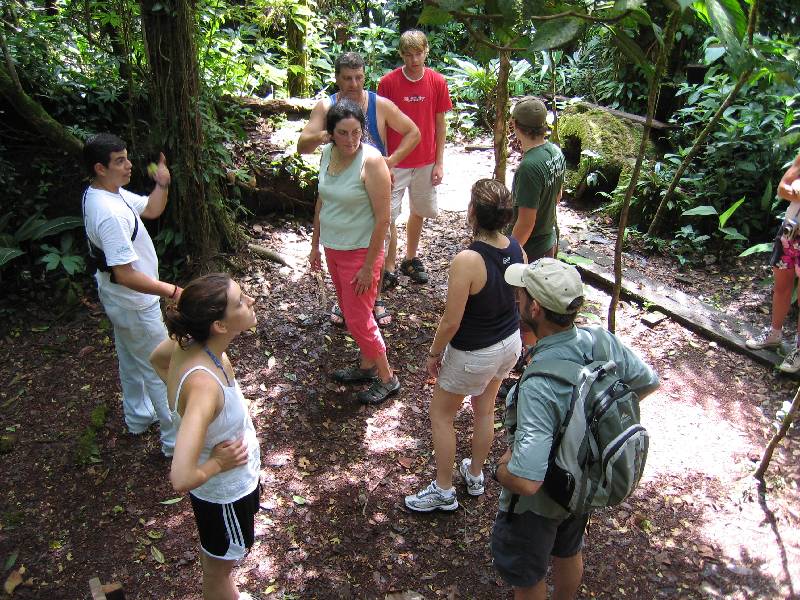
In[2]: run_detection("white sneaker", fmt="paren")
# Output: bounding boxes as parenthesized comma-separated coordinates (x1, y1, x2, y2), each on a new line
(745, 328, 782, 350)
(459, 458, 485, 496)
(404, 481, 458, 512)
(779, 347, 800, 373)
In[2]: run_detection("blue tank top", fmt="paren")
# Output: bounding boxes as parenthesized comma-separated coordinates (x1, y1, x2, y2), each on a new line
(331, 91, 386, 156)
(450, 238, 524, 351)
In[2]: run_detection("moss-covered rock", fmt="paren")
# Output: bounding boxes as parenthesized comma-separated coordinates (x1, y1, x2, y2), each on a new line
(557, 102, 655, 203)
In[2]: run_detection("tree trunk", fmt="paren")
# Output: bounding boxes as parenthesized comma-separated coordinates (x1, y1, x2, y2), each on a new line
(607, 10, 681, 332)
(492, 51, 511, 183)
(0, 63, 83, 158)
(286, 0, 309, 98)
(754, 386, 799, 480)
(140, 0, 240, 267)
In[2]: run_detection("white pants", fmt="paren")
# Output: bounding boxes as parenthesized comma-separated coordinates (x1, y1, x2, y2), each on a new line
(100, 294, 175, 452)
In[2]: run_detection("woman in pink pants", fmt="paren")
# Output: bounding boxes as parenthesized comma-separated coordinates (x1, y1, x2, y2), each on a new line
(309, 99, 399, 405)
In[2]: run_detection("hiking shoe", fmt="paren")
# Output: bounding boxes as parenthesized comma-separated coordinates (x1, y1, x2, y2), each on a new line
(381, 270, 399, 292)
(332, 366, 377, 384)
(745, 328, 782, 350)
(779, 347, 800, 373)
(357, 376, 400, 405)
(405, 481, 458, 512)
(400, 257, 429, 284)
(459, 458, 485, 496)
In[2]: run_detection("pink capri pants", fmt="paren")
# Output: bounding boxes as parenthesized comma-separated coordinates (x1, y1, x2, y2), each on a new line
(324, 246, 386, 360)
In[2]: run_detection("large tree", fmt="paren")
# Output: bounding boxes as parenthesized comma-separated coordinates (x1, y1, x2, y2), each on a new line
(139, 0, 240, 267)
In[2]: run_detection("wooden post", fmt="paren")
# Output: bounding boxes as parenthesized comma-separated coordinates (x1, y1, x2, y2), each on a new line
(89, 577, 126, 600)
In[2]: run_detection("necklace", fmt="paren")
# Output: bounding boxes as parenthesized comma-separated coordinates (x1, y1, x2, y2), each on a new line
(203, 346, 231, 385)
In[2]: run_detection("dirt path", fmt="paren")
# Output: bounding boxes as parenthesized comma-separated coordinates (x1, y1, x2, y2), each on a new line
(1, 144, 799, 599)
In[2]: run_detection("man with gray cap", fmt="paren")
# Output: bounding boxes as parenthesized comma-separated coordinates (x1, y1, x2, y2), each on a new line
(509, 98, 566, 351)
(490, 258, 659, 600)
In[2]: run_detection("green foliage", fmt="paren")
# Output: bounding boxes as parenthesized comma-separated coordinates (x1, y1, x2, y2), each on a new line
(76, 403, 108, 465)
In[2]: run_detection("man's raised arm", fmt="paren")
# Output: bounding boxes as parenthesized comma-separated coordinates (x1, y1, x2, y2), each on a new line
(297, 99, 331, 154)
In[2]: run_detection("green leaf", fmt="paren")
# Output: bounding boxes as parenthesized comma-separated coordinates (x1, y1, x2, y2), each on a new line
(703, 0, 746, 51)
(608, 27, 654, 79)
(292, 495, 307, 505)
(418, 5, 452, 26)
(529, 18, 583, 52)
(760, 181, 773, 211)
(0, 247, 24, 269)
(150, 545, 165, 564)
(719, 226, 746, 241)
(28, 216, 83, 241)
(738, 242, 773, 257)
(681, 205, 718, 217)
(704, 44, 726, 63)
(159, 496, 183, 505)
(718, 197, 744, 228)
(3, 549, 19, 571)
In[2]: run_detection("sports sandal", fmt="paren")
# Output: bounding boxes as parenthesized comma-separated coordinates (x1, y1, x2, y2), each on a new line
(373, 299, 392, 327)
(400, 257, 429, 284)
(358, 376, 400, 405)
(332, 366, 377, 384)
(330, 303, 345, 327)
(381, 270, 399, 292)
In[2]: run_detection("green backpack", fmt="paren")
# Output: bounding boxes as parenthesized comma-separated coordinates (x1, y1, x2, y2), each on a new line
(508, 328, 649, 515)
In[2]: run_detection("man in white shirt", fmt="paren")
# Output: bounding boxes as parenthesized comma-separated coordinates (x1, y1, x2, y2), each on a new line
(82, 133, 180, 456)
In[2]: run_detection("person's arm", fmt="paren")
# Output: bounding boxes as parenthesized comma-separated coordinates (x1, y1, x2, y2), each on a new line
(141, 152, 171, 220)
(170, 373, 248, 493)
(352, 155, 391, 295)
(150, 338, 177, 383)
(426, 252, 478, 377)
(111, 263, 182, 301)
(512, 207, 538, 248)
(494, 448, 542, 496)
(777, 153, 800, 202)
(309, 194, 323, 271)
(297, 99, 331, 154)
(431, 111, 446, 186)
(381, 98, 420, 169)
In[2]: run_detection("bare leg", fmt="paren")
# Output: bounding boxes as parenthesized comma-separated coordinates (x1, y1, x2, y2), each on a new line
(200, 552, 238, 600)
(469, 378, 503, 476)
(429, 384, 466, 490)
(772, 266, 795, 331)
(361, 351, 393, 383)
(552, 552, 584, 600)
(386, 221, 398, 272)
(514, 580, 546, 600)
(406, 213, 424, 260)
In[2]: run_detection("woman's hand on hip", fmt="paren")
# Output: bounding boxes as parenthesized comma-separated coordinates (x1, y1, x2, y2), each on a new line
(351, 264, 373, 295)
(210, 438, 248, 472)
(309, 247, 322, 271)
(426, 354, 442, 379)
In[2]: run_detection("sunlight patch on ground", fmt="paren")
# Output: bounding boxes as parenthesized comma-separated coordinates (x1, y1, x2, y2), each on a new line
(362, 401, 418, 454)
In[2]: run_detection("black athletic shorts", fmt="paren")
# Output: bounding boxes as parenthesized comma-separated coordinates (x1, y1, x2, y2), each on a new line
(490, 509, 590, 588)
(190, 484, 261, 560)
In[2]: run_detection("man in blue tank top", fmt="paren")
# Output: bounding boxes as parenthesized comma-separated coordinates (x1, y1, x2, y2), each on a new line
(298, 52, 420, 327)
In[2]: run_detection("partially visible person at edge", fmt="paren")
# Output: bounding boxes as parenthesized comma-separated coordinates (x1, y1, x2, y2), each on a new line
(378, 29, 452, 287)
(298, 51, 420, 328)
(81, 133, 179, 457)
(149, 273, 261, 600)
(492, 259, 659, 600)
(746, 151, 800, 373)
(309, 99, 400, 405)
(404, 179, 525, 513)
(507, 97, 566, 354)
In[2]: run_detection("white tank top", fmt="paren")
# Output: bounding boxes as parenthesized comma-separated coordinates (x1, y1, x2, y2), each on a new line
(171, 366, 260, 503)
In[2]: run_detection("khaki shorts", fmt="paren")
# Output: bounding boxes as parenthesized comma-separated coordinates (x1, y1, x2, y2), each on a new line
(391, 164, 439, 221)
(437, 331, 521, 396)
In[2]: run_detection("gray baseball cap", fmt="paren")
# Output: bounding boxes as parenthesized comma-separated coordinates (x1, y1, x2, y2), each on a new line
(504, 258, 584, 314)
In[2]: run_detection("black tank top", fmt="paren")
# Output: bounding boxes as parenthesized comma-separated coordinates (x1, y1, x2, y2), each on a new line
(450, 237, 524, 351)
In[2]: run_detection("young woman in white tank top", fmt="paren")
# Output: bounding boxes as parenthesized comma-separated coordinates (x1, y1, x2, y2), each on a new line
(150, 273, 260, 600)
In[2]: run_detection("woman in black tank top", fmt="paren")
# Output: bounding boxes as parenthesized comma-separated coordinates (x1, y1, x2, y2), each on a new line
(405, 179, 526, 512)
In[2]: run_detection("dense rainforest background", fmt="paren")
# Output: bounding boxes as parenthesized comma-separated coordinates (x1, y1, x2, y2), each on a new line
(0, 0, 798, 304)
